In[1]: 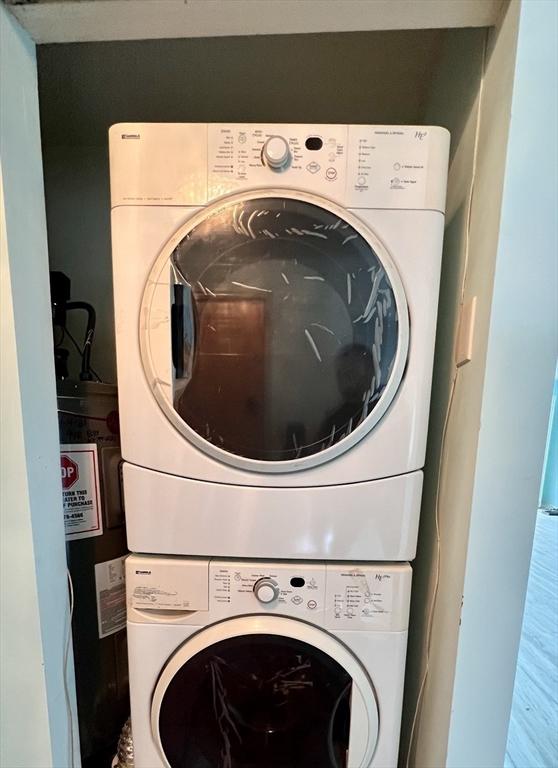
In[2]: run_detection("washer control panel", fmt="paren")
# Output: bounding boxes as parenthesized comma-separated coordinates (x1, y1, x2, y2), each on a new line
(127, 556, 412, 631)
(324, 564, 411, 631)
(208, 123, 348, 202)
(127, 555, 209, 612)
(210, 560, 326, 618)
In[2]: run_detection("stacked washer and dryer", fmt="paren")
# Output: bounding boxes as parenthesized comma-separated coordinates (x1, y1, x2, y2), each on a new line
(109, 123, 450, 768)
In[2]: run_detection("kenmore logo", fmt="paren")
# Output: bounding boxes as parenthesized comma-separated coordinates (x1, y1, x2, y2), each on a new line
(122, 134, 140, 140)
(135, 569, 152, 575)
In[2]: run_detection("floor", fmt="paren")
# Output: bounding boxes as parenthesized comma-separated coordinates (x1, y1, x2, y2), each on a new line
(505, 511, 558, 768)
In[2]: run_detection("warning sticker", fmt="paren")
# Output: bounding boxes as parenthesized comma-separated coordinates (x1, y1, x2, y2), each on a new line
(60, 443, 103, 540)
(95, 556, 127, 639)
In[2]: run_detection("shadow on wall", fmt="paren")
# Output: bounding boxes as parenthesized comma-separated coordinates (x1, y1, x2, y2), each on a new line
(37, 30, 446, 145)
(43, 145, 114, 383)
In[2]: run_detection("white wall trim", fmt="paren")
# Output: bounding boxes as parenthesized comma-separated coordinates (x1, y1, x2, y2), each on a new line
(8, 0, 505, 45)
(0, 6, 79, 766)
(446, 1, 558, 764)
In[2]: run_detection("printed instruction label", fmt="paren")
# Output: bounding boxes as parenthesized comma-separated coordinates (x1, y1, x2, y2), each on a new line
(326, 567, 395, 630)
(95, 556, 126, 639)
(60, 443, 103, 540)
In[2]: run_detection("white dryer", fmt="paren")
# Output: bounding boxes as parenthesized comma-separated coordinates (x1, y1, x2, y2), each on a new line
(110, 123, 450, 560)
(126, 554, 412, 768)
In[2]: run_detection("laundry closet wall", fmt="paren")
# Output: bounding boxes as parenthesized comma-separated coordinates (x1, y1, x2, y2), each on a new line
(403, 4, 557, 765)
(402, 11, 518, 765)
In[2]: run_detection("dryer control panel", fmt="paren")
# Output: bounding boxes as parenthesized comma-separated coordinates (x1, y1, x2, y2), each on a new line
(207, 123, 348, 203)
(109, 122, 449, 212)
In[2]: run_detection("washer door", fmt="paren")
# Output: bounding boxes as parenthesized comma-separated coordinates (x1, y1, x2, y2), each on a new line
(141, 189, 409, 473)
(151, 616, 379, 768)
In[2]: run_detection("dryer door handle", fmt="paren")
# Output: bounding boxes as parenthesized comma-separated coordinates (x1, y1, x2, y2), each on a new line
(171, 281, 195, 381)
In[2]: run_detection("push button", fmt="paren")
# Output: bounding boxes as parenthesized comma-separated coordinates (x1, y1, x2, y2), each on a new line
(291, 595, 303, 605)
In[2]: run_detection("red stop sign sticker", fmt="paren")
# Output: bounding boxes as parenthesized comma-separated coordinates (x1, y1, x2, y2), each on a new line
(61, 454, 79, 489)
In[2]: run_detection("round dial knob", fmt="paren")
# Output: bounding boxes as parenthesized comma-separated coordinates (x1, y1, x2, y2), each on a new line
(253, 577, 280, 604)
(262, 136, 291, 171)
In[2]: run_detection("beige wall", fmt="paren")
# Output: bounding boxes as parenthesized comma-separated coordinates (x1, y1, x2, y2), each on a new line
(401, 4, 521, 766)
(447, 0, 557, 762)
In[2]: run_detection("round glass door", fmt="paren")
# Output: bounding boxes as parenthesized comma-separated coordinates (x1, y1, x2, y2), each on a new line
(151, 616, 378, 768)
(141, 190, 408, 472)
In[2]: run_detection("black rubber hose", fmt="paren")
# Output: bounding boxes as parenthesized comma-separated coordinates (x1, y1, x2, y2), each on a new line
(66, 301, 96, 381)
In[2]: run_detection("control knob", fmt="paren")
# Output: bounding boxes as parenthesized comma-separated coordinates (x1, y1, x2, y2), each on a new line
(253, 577, 280, 604)
(262, 136, 291, 171)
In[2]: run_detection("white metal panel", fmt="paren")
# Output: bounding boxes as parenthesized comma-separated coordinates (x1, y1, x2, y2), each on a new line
(126, 555, 411, 768)
(150, 615, 379, 768)
(126, 555, 209, 612)
(109, 123, 207, 207)
(123, 463, 423, 561)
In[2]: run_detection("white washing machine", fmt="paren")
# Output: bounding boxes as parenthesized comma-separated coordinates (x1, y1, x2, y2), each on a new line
(110, 123, 450, 560)
(126, 554, 412, 768)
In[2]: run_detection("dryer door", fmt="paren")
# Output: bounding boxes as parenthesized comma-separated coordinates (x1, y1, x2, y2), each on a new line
(151, 616, 379, 768)
(141, 189, 408, 473)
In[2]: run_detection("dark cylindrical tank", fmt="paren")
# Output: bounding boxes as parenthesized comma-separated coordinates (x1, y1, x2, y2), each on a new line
(57, 381, 129, 768)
